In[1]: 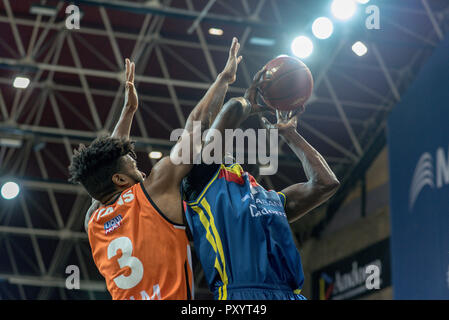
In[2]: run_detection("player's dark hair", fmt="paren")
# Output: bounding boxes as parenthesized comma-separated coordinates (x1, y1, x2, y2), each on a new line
(68, 136, 137, 200)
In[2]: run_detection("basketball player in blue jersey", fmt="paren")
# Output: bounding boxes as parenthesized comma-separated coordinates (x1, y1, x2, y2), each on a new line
(182, 69, 340, 300)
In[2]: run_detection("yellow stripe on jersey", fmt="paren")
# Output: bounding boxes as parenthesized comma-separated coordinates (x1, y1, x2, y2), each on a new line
(201, 198, 228, 300)
(192, 205, 225, 285)
(319, 278, 325, 300)
(293, 288, 302, 295)
(187, 165, 222, 206)
(187, 163, 245, 206)
(277, 191, 287, 208)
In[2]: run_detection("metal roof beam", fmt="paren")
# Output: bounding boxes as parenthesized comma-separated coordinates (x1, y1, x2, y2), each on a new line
(65, 0, 280, 29)
(0, 16, 274, 59)
(0, 57, 247, 94)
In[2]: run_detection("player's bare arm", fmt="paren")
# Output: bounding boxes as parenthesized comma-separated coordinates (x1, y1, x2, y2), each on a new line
(142, 38, 243, 224)
(262, 111, 340, 223)
(184, 37, 243, 133)
(84, 58, 139, 231)
(203, 67, 271, 155)
(111, 58, 138, 138)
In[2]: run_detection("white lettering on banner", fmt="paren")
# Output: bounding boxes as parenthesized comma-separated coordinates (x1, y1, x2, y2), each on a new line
(409, 146, 449, 211)
(436, 147, 449, 188)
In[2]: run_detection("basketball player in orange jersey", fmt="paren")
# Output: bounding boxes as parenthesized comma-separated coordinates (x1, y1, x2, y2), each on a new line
(68, 38, 249, 300)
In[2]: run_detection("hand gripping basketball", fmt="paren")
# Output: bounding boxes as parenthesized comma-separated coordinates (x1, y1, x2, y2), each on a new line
(261, 109, 300, 136)
(244, 67, 273, 115)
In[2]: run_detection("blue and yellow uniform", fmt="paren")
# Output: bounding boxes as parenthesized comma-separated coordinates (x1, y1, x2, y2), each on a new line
(182, 163, 306, 300)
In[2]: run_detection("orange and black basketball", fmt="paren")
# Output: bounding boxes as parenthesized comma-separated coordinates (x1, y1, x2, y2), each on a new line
(260, 55, 314, 112)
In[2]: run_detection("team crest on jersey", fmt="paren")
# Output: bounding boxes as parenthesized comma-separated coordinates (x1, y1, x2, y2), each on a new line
(104, 215, 123, 234)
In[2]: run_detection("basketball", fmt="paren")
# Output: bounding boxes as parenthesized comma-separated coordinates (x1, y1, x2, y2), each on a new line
(260, 55, 314, 112)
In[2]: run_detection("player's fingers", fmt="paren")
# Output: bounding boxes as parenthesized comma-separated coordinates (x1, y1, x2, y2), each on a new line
(290, 109, 299, 118)
(230, 37, 238, 56)
(129, 62, 135, 83)
(261, 117, 276, 130)
(125, 59, 130, 81)
(253, 67, 267, 83)
(257, 79, 271, 88)
(254, 105, 274, 114)
(237, 56, 243, 64)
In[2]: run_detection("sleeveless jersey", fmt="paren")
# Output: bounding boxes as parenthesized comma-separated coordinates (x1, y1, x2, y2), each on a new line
(183, 163, 304, 300)
(88, 182, 193, 300)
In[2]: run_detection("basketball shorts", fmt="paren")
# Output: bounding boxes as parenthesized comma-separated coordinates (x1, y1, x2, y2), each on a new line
(213, 284, 307, 300)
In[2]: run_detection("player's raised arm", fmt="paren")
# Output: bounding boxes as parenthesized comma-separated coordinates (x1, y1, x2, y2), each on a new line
(84, 58, 138, 232)
(262, 111, 340, 223)
(111, 58, 138, 138)
(184, 37, 242, 133)
(202, 67, 271, 156)
(147, 37, 244, 192)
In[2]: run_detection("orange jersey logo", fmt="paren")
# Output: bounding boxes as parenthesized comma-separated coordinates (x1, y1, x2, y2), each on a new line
(88, 182, 193, 300)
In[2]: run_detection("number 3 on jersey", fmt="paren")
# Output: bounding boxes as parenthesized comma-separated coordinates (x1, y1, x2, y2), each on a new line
(107, 237, 143, 289)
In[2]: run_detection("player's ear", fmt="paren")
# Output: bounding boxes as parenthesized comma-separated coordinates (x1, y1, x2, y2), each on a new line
(111, 173, 130, 187)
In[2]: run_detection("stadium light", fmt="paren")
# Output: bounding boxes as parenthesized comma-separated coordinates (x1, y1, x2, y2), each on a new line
(291, 36, 314, 59)
(331, 0, 357, 21)
(357, 0, 370, 4)
(1, 181, 20, 200)
(312, 17, 334, 40)
(208, 28, 223, 36)
(352, 41, 368, 56)
(13, 76, 30, 89)
(149, 151, 163, 159)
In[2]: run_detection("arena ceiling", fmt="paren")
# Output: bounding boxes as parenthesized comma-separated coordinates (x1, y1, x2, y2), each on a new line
(0, 0, 448, 299)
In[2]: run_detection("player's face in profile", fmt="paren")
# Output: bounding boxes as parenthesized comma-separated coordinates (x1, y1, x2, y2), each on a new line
(123, 155, 146, 184)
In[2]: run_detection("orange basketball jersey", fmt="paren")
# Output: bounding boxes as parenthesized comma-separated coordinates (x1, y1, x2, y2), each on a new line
(87, 182, 193, 300)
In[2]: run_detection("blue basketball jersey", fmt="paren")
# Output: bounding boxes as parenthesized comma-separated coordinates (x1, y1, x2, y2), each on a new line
(182, 163, 305, 300)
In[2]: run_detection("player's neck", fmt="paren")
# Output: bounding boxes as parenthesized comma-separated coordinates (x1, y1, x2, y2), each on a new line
(100, 190, 123, 206)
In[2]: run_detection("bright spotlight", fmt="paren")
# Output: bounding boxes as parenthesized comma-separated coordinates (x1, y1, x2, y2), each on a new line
(13, 76, 30, 89)
(291, 36, 314, 59)
(352, 41, 368, 56)
(208, 28, 223, 36)
(149, 151, 163, 159)
(1, 182, 20, 200)
(312, 17, 334, 40)
(331, 0, 357, 21)
(357, 0, 370, 4)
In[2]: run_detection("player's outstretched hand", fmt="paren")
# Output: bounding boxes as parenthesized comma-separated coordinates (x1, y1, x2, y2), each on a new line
(220, 37, 243, 84)
(124, 58, 138, 112)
